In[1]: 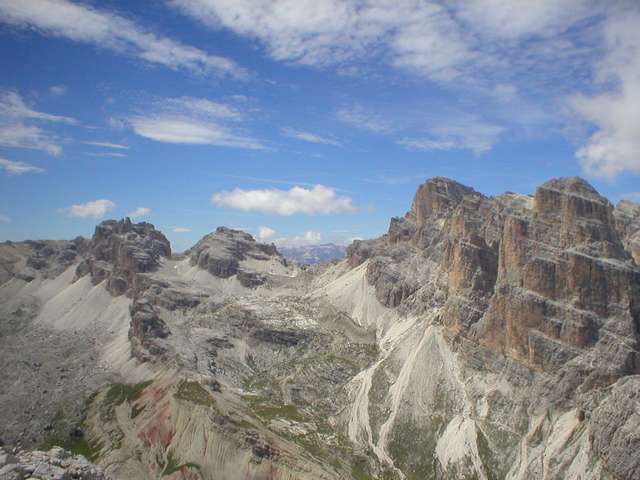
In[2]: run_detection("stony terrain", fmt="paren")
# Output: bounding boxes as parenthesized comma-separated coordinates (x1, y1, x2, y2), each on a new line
(0, 176, 639, 480)
(0, 446, 107, 480)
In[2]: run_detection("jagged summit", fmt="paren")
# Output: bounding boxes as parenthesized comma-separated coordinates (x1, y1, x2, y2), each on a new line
(75, 217, 171, 296)
(1, 177, 640, 480)
(407, 176, 484, 225)
(188, 226, 288, 287)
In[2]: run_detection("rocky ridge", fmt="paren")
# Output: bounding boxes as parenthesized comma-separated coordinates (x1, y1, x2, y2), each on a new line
(1, 176, 639, 480)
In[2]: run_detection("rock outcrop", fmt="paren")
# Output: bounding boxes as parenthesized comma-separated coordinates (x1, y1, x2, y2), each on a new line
(0, 238, 86, 285)
(0, 446, 108, 480)
(3, 177, 640, 480)
(188, 227, 286, 287)
(75, 218, 170, 297)
(349, 177, 640, 383)
(615, 199, 640, 264)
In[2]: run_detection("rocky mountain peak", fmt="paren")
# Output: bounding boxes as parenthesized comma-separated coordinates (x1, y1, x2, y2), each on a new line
(407, 176, 484, 225)
(533, 176, 623, 256)
(188, 227, 285, 287)
(75, 217, 171, 296)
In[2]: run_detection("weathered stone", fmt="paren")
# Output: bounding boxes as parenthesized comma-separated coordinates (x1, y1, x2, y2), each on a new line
(75, 218, 170, 296)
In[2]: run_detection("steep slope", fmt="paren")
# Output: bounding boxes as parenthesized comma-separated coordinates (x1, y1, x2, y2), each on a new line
(338, 176, 640, 479)
(1, 178, 639, 480)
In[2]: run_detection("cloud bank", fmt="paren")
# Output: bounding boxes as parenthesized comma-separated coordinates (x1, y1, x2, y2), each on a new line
(212, 185, 355, 215)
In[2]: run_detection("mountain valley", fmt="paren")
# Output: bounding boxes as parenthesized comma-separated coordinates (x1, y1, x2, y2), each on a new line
(1, 177, 639, 480)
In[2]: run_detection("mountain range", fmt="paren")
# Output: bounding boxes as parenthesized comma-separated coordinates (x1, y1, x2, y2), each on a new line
(0, 176, 639, 480)
(278, 243, 347, 265)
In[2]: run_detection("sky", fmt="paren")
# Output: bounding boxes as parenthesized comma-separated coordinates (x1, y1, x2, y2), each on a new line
(0, 0, 639, 252)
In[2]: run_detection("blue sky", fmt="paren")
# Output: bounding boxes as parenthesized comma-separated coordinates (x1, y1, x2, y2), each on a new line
(0, 0, 639, 251)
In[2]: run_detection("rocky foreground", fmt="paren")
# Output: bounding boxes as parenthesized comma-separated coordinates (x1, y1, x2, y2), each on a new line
(0, 446, 107, 480)
(0, 176, 639, 480)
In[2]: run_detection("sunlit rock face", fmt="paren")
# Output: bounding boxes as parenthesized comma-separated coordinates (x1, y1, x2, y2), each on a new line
(75, 217, 171, 296)
(1, 177, 639, 480)
(344, 176, 639, 479)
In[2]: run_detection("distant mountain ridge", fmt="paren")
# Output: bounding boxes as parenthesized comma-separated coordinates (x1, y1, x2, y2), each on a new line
(278, 243, 346, 264)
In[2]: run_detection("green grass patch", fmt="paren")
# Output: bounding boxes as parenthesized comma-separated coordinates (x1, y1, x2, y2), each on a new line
(351, 464, 373, 480)
(162, 452, 201, 476)
(243, 395, 305, 422)
(104, 381, 153, 409)
(41, 407, 103, 461)
(175, 380, 215, 407)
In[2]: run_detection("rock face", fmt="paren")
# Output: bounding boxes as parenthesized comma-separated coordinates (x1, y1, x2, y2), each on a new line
(344, 176, 640, 478)
(0, 446, 108, 480)
(350, 176, 640, 379)
(75, 218, 170, 297)
(0, 238, 86, 285)
(73, 218, 172, 355)
(615, 199, 640, 264)
(3, 177, 640, 480)
(188, 227, 286, 287)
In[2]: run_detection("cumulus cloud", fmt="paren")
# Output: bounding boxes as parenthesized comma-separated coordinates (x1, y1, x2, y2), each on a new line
(0, 0, 243, 78)
(128, 207, 151, 219)
(0, 157, 44, 175)
(212, 185, 355, 216)
(129, 96, 264, 149)
(281, 128, 341, 146)
(172, 227, 192, 233)
(60, 199, 116, 218)
(571, 11, 640, 177)
(0, 89, 77, 155)
(257, 226, 276, 240)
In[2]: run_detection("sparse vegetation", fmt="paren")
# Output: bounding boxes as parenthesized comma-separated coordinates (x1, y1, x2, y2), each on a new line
(163, 452, 201, 476)
(175, 380, 216, 407)
(243, 394, 305, 422)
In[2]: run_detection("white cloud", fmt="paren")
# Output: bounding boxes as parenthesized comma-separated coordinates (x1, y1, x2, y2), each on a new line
(169, 0, 598, 84)
(336, 105, 391, 133)
(170, 0, 475, 80)
(212, 185, 355, 216)
(274, 230, 322, 247)
(257, 226, 276, 240)
(60, 199, 116, 218)
(164, 97, 243, 120)
(172, 227, 192, 233)
(282, 127, 341, 146)
(571, 11, 640, 177)
(0, 157, 44, 175)
(49, 85, 66, 96)
(399, 117, 504, 155)
(455, 0, 594, 40)
(128, 207, 151, 219)
(83, 141, 129, 149)
(0, 213, 11, 223)
(86, 152, 127, 158)
(0, 0, 244, 78)
(129, 96, 264, 149)
(0, 89, 77, 155)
